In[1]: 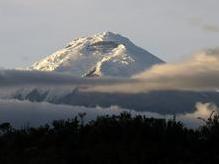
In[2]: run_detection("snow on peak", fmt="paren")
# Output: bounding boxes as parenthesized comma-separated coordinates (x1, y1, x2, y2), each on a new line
(30, 32, 164, 77)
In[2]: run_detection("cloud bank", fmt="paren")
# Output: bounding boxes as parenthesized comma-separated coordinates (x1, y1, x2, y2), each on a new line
(0, 99, 216, 129)
(135, 48, 219, 90)
(86, 48, 219, 93)
(0, 99, 126, 128)
(0, 69, 133, 89)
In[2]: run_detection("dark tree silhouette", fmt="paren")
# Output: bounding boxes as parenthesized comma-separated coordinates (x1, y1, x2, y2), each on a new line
(0, 112, 218, 164)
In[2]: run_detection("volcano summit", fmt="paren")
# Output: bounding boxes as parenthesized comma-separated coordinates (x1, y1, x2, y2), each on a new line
(31, 32, 164, 77)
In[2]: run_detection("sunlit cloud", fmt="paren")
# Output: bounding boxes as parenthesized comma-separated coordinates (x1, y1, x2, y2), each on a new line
(86, 48, 219, 93)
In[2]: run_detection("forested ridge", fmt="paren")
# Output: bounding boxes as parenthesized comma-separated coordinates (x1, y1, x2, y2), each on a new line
(0, 112, 218, 164)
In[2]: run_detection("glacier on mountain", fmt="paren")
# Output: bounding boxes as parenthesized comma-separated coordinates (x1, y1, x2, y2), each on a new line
(30, 32, 164, 77)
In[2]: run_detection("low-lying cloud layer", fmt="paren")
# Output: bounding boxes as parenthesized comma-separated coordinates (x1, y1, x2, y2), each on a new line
(135, 48, 219, 90)
(87, 48, 219, 93)
(0, 99, 216, 129)
(0, 99, 125, 128)
(0, 70, 128, 87)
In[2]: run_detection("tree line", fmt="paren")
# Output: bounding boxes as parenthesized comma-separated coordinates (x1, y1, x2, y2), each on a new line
(0, 112, 218, 164)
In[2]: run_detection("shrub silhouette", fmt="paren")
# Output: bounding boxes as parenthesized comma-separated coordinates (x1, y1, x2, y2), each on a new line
(0, 122, 12, 134)
(0, 112, 218, 163)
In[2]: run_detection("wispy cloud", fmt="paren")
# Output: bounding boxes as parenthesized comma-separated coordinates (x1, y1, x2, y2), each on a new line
(202, 24, 219, 33)
(188, 17, 219, 33)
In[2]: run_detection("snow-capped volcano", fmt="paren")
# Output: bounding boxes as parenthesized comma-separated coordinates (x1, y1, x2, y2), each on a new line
(30, 32, 164, 77)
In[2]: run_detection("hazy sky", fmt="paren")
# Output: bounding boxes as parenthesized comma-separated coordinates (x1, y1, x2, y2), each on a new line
(0, 0, 219, 68)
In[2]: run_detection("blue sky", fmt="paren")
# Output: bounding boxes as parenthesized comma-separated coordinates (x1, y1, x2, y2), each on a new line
(0, 0, 219, 68)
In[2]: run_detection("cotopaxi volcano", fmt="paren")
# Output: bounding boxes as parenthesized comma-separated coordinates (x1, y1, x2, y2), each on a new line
(30, 32, 164, 77)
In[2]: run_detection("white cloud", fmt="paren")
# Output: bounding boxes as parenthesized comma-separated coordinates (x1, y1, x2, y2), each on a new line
(178, 102, 218, 128)
(0, 99, 126, 128)
(0, 99, 217, 129)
